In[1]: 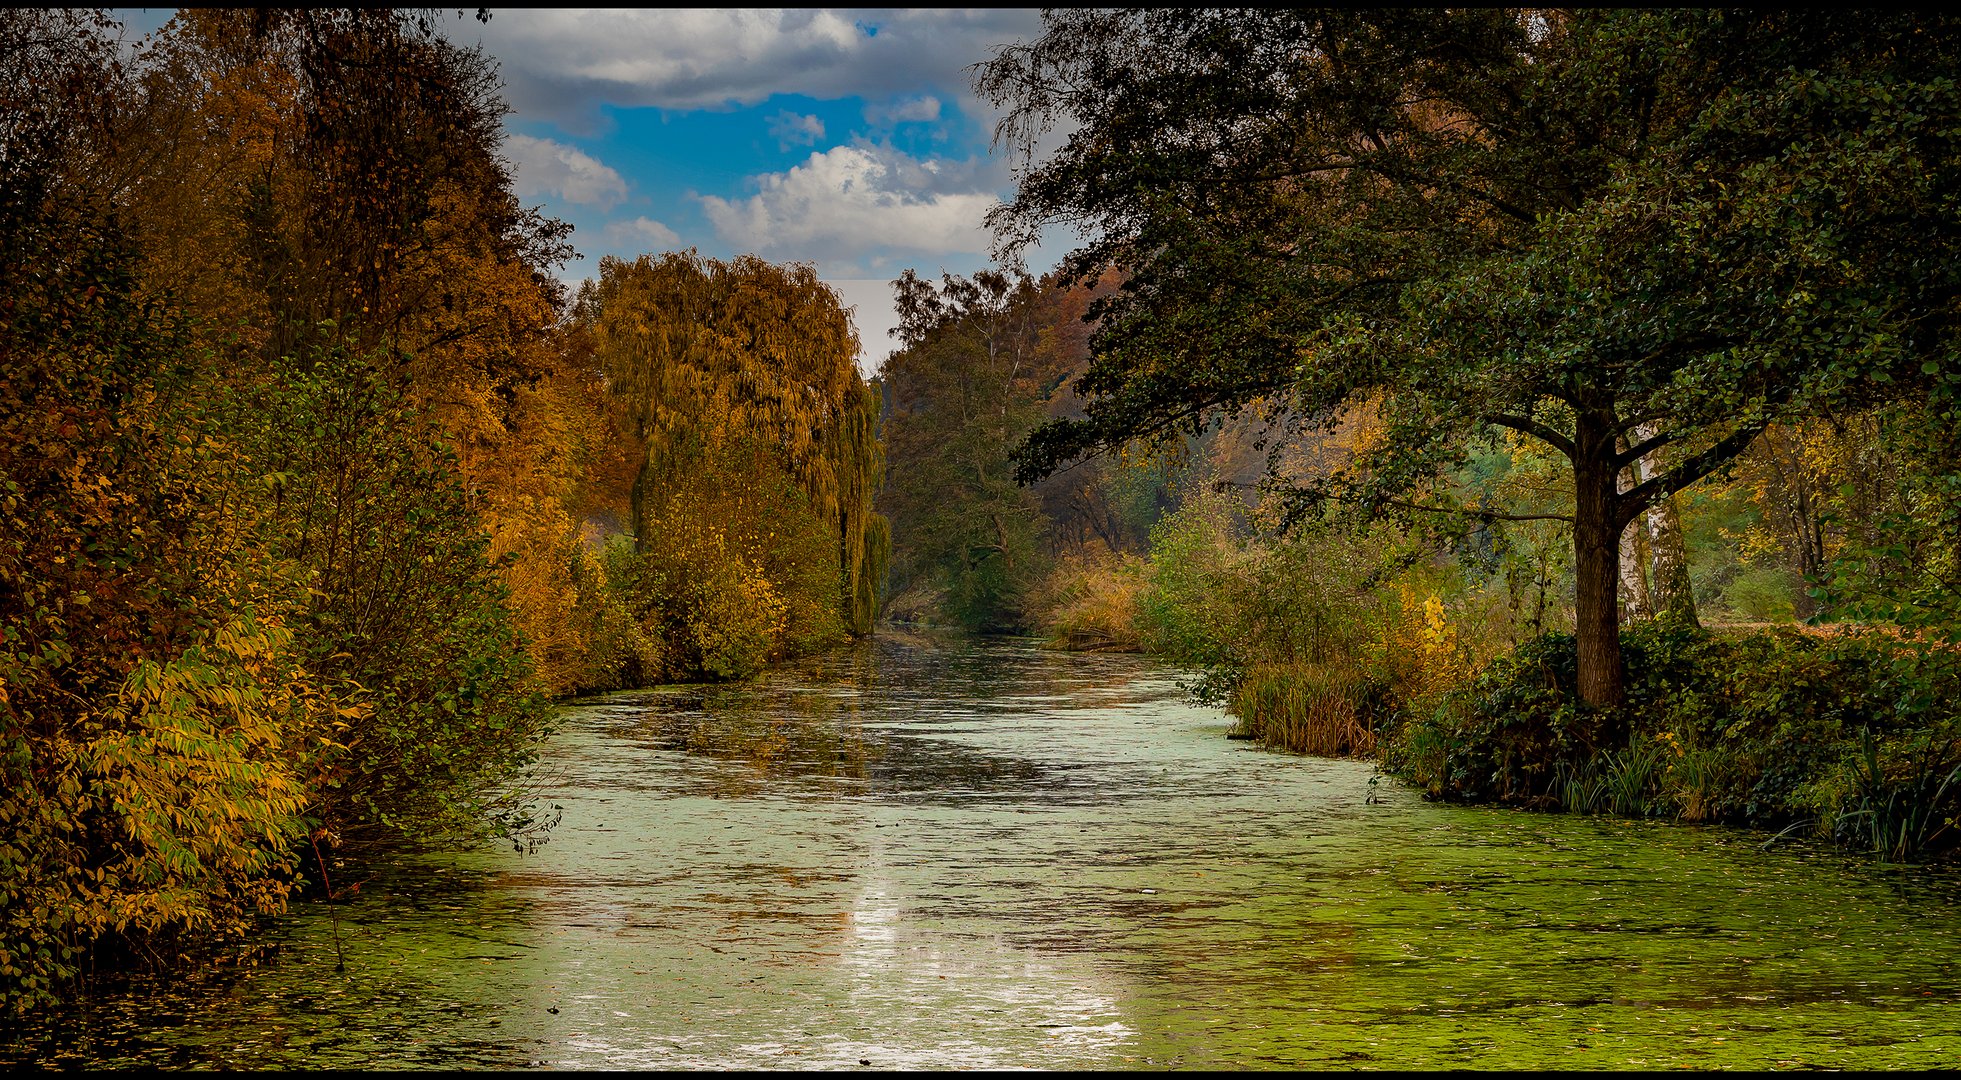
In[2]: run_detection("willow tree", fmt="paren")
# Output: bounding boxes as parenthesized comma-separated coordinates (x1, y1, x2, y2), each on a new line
(584, 252, 888, 634)
(984, 9, 1961, 707)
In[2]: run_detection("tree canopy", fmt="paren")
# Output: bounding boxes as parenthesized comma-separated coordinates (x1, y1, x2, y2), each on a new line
(983, 8, 1961, 706)
(580, 252, 889, 638)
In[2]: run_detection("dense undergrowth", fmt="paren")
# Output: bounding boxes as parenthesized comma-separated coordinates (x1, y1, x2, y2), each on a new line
(1386, 623, 1961, 861)
(1007, 479, 1961, 865)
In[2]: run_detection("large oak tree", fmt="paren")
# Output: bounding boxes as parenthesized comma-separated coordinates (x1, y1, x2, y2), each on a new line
(983, 8, 1961, 706)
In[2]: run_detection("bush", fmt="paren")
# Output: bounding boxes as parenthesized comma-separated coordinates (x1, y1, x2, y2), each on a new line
(1383, 631, 1591, 802)
(1384, 619, 1961, 860)
(611, 439, 847, 682)
(0, 171, 327, 1006)
(1133, 490, 1242, 671)
(565, 538, 661, 692)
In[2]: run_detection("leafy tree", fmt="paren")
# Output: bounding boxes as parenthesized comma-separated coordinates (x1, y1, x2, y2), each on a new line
(983, 9, 1961, 706)
(0, 11, 320, 1007)
(240, 339, 550, 851)
(0, 8, 569, 1007)
(125, 10, 599, 693)
(581, 252, 889, 642)
(610, 438, 844, 680)
(881, 270, 1055, 630)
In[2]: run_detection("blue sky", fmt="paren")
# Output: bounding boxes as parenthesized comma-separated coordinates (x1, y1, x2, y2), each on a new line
(118, 9, 1054, 372)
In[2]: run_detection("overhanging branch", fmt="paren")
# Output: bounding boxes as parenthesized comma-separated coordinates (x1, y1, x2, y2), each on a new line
(1376, 495, 1572, 524)
(1484, 413, 1576, 460)
(1614, 426, 1679, 470)
(1216, 480, 1572, 524)
(1616, 417, 1772, 530)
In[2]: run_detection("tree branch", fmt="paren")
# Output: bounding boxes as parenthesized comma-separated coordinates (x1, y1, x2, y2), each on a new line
(1378, 496, 1573, 523)
(1484, 413, 1576, 460)
(1215, 481, 1573, 523)
(1613, 426, 1679, 469)
(1616, 417, 1772, 530)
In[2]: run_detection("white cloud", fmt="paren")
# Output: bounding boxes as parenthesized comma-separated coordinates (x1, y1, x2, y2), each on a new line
(602, 216, 683, 252)
(864, 95, 940, 127)
(504, 134, 628, 210)
(767, 110, 826, 150)
(699, 142, 997, 264)
(451, 9, 1043, 130)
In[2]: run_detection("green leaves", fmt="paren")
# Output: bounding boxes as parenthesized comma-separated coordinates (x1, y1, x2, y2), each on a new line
(983, 9, 1961, 705)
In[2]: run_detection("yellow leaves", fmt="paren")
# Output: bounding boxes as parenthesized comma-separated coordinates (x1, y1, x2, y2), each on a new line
(1388, 584, 1471, 696)
(591, 251, 862, 505)
(57, 612, 319, 952)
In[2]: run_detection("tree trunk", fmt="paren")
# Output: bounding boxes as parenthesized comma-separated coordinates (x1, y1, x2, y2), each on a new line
(1631, 421, 1699, 627)
(1617, 441, 1653, 621)
(1619, 518, 1652, 619)
(1644, 493, 1698, 625)
(1573, 413, 1625, 709)
(629, 464, 650, 554)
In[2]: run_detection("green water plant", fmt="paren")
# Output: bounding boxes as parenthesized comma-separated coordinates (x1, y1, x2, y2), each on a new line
(1826, 729, 1961, 862)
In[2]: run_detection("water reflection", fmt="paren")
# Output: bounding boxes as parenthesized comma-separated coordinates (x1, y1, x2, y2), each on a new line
(7, 634, 1961, 1069)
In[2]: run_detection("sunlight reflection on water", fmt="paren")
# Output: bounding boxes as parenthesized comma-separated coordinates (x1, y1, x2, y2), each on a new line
(8, 633, 1961, 1069)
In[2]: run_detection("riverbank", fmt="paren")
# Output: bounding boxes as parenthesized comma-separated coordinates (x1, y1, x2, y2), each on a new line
(8, 636, 1961, 1070)
(1132, 617, 1961, 864)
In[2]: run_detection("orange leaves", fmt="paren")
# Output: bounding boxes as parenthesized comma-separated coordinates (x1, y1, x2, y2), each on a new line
(584, 251, 887, 647)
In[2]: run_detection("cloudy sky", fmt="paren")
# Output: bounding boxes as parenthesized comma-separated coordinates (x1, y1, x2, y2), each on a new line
(120, 8, 1054, 372)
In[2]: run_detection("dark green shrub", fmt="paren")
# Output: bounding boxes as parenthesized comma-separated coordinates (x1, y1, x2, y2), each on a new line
(1384, 631, 1589, 803)
(1387, 616, 1961, 860)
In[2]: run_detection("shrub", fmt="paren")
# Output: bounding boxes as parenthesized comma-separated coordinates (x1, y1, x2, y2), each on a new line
(1134, 490, 1242, 670)
(1383, 631, 1591, 802)
(568, 538, 661, 692)
(1384, 618, 1961, 860)
(245, 343, 553, 853)
(612, 439, 847, 681)
(1720, 566, 1803, 623)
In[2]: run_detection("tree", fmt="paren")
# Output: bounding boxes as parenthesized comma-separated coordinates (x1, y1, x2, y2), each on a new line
(123, 11, 596, 693)
(983, 9, 1961, 707)
(880, 270, 1060, 630)
(0, 11, 323, 1005)
(581, 252, 888, 639)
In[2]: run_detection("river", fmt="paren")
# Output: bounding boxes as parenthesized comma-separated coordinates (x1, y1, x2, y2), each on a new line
(7, 634, 1961, 1069)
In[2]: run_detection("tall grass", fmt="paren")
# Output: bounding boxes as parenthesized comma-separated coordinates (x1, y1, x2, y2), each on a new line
(1552, 737, 1669, 817)
(1031, 553, 1147, 652)
(1229, 661, 1382, 756)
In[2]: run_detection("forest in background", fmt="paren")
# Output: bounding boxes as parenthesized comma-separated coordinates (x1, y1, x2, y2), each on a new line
(0, 9, 883, 1010)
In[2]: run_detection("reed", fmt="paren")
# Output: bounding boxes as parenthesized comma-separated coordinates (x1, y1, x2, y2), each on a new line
(1229, 661, 1382, 757)
(1830, 730, 1961, 861)
(1662, 746, 1727, 823)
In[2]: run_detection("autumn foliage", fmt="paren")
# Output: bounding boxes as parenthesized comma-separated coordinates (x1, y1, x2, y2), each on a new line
(0, 10, 885, 1011)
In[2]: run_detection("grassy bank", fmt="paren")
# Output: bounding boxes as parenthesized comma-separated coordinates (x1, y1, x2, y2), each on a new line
(1022, 488, 1961, 864)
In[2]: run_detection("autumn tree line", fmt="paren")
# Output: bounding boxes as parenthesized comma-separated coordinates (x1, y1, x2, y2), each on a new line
(879, 10, 1961, 860)
(0, 9, 884, 1010)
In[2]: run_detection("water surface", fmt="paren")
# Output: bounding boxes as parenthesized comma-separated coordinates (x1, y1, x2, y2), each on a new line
(8, 635, 1961, 1069)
